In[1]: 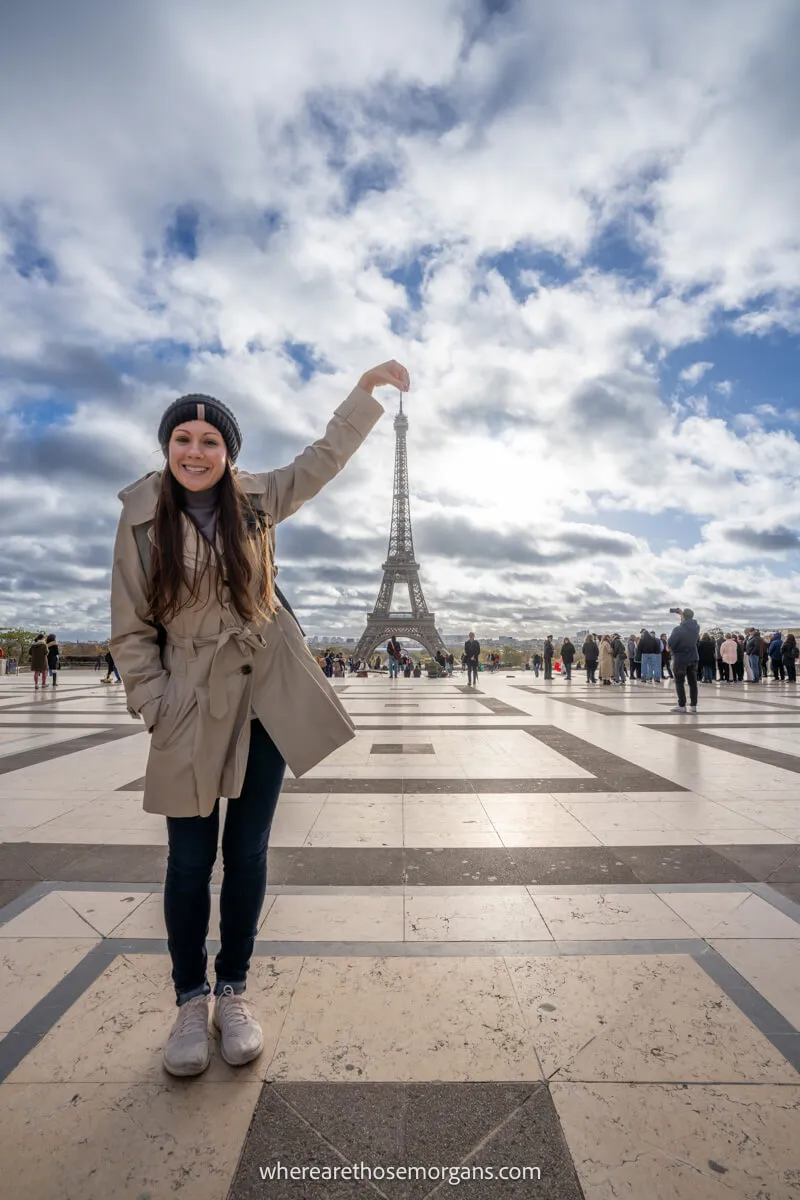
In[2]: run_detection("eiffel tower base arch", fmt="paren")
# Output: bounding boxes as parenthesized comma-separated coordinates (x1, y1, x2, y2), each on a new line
(353, 616, 447, 664)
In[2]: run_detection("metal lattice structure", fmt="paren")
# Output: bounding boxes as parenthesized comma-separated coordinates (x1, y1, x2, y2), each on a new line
(354, 396, 447, 663)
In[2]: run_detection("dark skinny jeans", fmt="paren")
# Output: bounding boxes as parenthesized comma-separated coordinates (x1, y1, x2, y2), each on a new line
(164, 720, 286, 1005)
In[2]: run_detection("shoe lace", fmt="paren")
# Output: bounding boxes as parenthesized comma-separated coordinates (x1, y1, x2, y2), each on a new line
(174, 997, 208, 1038)
(218, 986, 252, 1027)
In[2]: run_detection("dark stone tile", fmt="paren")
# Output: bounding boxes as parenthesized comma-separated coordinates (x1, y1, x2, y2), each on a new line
(465, 1085, 584, 1198)
(267, 848, 404, 887)
(0, 879, 36, 909)
(0, 725, 142, 776)
(766, 846, 800, 883)
(0, 844, 40, 881)
(14, 843, 86, 880)
(769, 880, 800, 906)
(370, 745, 434, 755)
(713, 844, 799, 881)
(612, 845, 755, 884)
(56, 844, 167, 883)
(404, 848, 523, 886)
(402, 779, 475, 793)
(231, 1083, 582, 1200)
(284, 779, 410, 793)
(230, 1084, 375, 1200)
(513, 847, 638, 885)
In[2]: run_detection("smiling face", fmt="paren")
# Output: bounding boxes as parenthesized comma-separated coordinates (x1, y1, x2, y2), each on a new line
(168, 419, 227, 491)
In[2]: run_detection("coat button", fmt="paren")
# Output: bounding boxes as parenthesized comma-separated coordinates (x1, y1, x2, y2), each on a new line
(241, 664, 252, 675)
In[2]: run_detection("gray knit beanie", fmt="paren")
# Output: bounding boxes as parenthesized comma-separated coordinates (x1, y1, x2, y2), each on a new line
(158, 394, 242, 463)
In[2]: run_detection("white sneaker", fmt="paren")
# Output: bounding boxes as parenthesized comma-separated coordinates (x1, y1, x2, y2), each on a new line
(687, 706, 697, 713)
(163, 994, 210, 1077)
(214, 986, 264, 1066)
(670, 706, 687, 713)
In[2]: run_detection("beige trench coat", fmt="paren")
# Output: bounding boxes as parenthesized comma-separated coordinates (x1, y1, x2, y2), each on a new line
(110, 386, 384, 818)
(598, 640, 615, 680)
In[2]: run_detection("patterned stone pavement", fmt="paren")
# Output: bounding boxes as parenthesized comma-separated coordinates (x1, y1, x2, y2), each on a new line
(0, 668, 798, 1199)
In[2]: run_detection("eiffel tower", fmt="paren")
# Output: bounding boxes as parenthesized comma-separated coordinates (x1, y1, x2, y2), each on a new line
(354, 395, 447, 662)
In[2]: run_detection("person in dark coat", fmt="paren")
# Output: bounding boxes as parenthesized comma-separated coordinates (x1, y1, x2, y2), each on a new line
(782, 633, 798, 683)
(543, 636, 555, 680)
(698, 634, 716, 684)
(45, 634, 60, 688)
(668, 608, 700, 712)
(768, 633, 785, 681)
(582, 635, 599, 683)
(464, 633, 481, 688)
(29, 634, 49, 689)
(559, 638, 575, 681)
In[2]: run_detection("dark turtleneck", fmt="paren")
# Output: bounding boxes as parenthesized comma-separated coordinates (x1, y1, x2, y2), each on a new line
(182, 480, 220, 542)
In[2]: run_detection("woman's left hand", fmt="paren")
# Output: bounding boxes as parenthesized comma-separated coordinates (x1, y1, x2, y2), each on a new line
(358, 360, 410, 394)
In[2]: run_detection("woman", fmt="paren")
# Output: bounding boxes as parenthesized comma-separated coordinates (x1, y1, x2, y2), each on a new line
(698, 633, 716, 684)
(110, 359, 408, 1078)
(769, 632, 785, 681)
(598, 635, 614, 685)
(560, 637, 575, 681)
(29, 633, 48, 689)
(582, 634, 598, 683)
(782, 633, 798, 684)
(46, 633, 60, 687)
(720, 634, 738, 682)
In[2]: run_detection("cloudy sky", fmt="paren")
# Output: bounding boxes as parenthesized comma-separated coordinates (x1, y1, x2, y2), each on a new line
(2, 0, 799, 642)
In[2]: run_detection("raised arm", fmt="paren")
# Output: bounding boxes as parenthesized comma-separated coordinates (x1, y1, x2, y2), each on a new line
(109, 516, 169, 728)
(258, 361, 410, 525)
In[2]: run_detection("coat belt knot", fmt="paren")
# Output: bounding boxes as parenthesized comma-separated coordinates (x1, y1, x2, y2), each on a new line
(167, 626, 267, 720)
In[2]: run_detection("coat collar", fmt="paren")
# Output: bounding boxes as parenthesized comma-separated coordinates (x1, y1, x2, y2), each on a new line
(118, 469, 267, 526)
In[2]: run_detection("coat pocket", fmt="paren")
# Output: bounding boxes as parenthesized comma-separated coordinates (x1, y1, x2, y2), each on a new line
(151, 675, 199, 752)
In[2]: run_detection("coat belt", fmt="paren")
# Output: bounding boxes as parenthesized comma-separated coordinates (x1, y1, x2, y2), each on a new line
(167, 626, 266, 720)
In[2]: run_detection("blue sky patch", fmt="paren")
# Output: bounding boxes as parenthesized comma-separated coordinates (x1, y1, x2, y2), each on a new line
(282, 341, 336, 383)
(164, 205, 200, 259)
(4, 201, 58, 283)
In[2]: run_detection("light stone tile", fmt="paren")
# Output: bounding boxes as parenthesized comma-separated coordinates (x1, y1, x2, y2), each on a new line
(267, 800, 326, 847)
(303, 801, 404, 847)
(661, 892, 800, 938)
(0, 798, 84, 826)
(528, 954, 798, 1083)
(558, 802, 682, 831)
(531, 892, 696, 941)
(0, 938, 99, 1030)
(8, 952, 300, 1084)
(646, 801, 766, 830)
(55, 890, 151, 936)
(266, 956, 541, 1082)
(592, 829, 701, 846)
(0, 1080, 261, 1200)
(405, 891, 553, 941)
(260, 894, 404, 941)
(498, 828, 602, 847)
(693, 828, 796, 845)
(0, 892, 101, 938)
(708, 939, 800, 1029)
(10, 826, 168, 845)
(551, 1083, 800, 1199)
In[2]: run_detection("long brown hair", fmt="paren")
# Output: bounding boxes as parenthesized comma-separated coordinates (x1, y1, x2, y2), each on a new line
(146, 464, 277, 626)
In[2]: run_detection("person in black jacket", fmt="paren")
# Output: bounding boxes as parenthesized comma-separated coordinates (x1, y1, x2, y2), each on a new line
(782, 633, 798, 683)
(543, 636, 555, 680)
(103, 648, 121, 683)
(668, 608, 700, 712)
(559, 638, 575, 681)
(45, 634, 60, 688)
(698, 634, 716, 684)
(464, 633, 481, 687)
(744, 629, 762, 683)
(582, 635, 599, 683)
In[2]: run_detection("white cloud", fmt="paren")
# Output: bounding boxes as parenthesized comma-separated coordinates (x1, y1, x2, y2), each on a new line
(679, 362, 714, 384)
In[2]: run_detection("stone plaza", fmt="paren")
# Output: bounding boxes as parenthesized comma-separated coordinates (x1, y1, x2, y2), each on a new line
(0, 668, 798, 1198)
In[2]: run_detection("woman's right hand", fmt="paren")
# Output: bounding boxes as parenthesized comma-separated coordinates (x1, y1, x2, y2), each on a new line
(358, 361, 410, 394)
